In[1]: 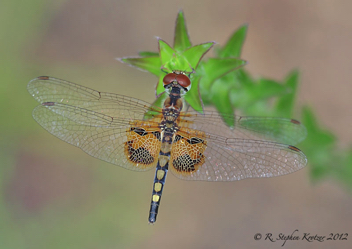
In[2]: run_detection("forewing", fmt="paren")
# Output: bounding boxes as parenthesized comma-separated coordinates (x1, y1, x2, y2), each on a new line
(27, 76, 156, 119)
(180, 111, 307, 146)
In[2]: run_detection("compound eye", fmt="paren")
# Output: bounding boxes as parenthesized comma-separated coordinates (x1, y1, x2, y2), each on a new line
(176, 74, 191, 88)
(163, 73, 177, 86)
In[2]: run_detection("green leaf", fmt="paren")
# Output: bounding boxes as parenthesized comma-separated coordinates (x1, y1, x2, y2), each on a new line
(173, 10, 192, 51)
(337, 150, 352, 187)
(275, 70, 299, 117)
(299, 106, 337, 180)
(182, 42, 215, 70)
(211, 80, 235, 126)
(184, 75, 203, 113)
(255, 79, 288, 100)
(301, 106, 336, 147)
(118, 56, 161, 76)
(158, 39, 193, 73)
(237, 68, 254, 87)
(217, 24, 248, 58)
(244, 100, 275, 117)
(158, 39, 177, 68)
(199, 58, 247, 91)
(228, 76, 288, 116)
(229, 85, 253, 108)
(156, 75, 165, 96)
(138, 51, 159, 57)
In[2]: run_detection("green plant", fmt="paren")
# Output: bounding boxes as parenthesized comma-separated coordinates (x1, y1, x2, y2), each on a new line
(119, 10, 352, 189)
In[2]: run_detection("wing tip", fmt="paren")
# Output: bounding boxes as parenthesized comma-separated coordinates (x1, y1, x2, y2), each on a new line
(288, 145, 301, 152)
(37, 76, 50, 80)
(288, 145, 308, 167)
(28, 76, 50, 88)
(42, 102, 55, 106)
(290, 119, 301, 125)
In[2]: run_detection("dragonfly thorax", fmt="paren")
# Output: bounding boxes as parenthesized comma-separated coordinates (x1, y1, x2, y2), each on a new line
(162, 88, 183, 123)
(163, 97, 183, 111)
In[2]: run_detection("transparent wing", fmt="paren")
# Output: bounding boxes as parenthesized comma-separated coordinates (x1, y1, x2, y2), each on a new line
(28, 76, 162, 171)
(27, 76, 155, 119)
(32, 103, 158, 171)
(180, 111, 307, 146)
(170, 132, 307, 181)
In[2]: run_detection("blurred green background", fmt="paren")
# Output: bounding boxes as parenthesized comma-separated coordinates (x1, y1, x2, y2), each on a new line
(1, 0, 351, 248)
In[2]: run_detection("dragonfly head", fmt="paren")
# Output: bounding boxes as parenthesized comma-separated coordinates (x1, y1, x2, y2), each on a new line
(163, 72, 191, 95)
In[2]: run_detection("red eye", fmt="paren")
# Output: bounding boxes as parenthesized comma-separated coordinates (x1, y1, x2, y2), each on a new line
(176, 74, 191, 88)
(163, 73, 177, 86)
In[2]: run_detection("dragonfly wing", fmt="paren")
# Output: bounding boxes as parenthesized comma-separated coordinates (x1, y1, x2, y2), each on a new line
(27, 76, 155, 119)
(32, 102, 160, 171)
(170, 130, 307, 181)
(180, 111, 307, 145)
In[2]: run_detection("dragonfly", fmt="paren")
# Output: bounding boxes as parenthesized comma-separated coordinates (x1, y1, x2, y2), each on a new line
(27, 74, 307, 223)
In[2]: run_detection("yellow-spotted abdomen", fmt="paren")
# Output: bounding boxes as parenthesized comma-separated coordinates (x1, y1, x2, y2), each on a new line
(148, 150, 169, 224)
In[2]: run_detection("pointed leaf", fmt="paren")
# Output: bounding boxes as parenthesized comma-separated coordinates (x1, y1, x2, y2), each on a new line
(237, 68, 254, 87)
(118, 56, 161, 76)
(200, 58, 247, 90)
(138, 51, 159, 57)
(242, 100, 274, 117)
(164, 56, 193, 73)
(158, 39, 176, 67)
(156, 75, 165, 96)
(301, 106, 336, 147)
(218, 24, 248, 58)
(184, 75, 203, 113)
(173, 10, 192, 51)
(229, 84, 255, 108)
(182, 42, 215, 70)
(275, 70, 299, 117)
(159, 39, 193, 73)
(256, 79, 288, 99)
(209, 80, 236, 127)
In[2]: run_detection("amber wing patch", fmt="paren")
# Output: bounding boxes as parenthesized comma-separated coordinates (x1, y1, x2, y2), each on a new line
(170, 127, 207, 176)
(124, 120, 161, 169)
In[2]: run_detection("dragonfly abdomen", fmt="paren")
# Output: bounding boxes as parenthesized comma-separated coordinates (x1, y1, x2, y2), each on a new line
(149, 151, 170, 224)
